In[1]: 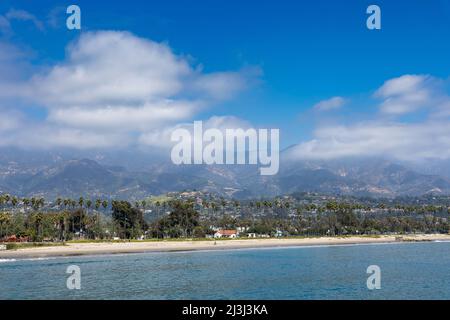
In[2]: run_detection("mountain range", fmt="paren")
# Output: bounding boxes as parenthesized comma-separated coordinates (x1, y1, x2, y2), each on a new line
(1, 148, 450, 200)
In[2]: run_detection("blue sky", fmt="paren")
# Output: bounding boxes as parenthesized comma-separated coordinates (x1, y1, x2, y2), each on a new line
(1, 1, 450, 160)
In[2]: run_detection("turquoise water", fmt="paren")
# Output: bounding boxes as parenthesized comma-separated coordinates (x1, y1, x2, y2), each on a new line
(1, 242, 450, 299)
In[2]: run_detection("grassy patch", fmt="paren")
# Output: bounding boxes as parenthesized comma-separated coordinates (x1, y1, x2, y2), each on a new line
(144, 195, 173, 205)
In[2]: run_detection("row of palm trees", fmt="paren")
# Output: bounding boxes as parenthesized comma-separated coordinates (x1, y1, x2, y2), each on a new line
(55, 197, 109, 211)
(0, 194, 112, 211)
(2, 192, 448, 218)
(0, 194, 169, 212)
(0, 194, 45, 211)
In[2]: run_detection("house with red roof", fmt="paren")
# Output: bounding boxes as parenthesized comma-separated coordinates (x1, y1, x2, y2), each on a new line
(214, 229, 238, 238)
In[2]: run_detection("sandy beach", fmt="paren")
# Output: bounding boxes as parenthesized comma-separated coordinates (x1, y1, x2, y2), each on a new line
(1, 234, 450, 259)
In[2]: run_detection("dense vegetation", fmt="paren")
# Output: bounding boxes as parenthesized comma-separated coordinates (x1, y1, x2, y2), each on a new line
(0, 193, 449, 242)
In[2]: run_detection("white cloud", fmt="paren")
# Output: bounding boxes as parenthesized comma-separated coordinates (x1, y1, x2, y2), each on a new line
(47, 101, 199, 131)
(191, 68, 261, 100)
(376, 75, 427, 97)
(5, 9, 44, 31)
(313, 96, 346, 111)
(375, 74, 438, 115)
(0, 9, 44, 36)
(0, 125, 132, 149)
(138, 115, 253, 148)
(0, 31, 260, 150)
(0, 108, 22, 132)
(289, 74, 450, 162)
(287, 121, 450, 161)
(0, 41, 32, 86)
(25, 31, 255, 109)
(27, 31, 191, 107)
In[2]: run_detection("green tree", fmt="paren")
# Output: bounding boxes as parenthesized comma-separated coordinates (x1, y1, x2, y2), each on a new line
(0, 212, 12, 238)
(153, 201, 200, 238)
(112, 201, 148, 239)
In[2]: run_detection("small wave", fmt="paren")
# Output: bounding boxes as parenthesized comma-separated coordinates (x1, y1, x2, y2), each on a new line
(23, 257, 55, 261)
(0, 257, 56, 263)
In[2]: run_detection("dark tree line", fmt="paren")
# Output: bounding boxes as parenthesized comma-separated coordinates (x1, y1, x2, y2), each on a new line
(1, 194, 450, 241)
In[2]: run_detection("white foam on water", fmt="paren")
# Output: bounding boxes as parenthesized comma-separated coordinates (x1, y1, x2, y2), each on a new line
(0, 259, 17, 263)
(0, 257, 57, 263)
(23, 257, 55, 261)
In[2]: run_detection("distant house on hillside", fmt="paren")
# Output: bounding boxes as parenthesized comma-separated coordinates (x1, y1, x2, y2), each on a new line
(214, 229, 237, 238)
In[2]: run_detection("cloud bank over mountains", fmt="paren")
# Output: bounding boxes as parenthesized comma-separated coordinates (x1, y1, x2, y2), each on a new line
(288, 74, 450, 162)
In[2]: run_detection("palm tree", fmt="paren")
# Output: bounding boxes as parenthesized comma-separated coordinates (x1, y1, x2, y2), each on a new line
(33, 212, 43, 241)
(63, 198, 70, 209)
(38, 198, 45, 210)
(86, 199, 92, 211)
(102, 200, 108, 210)
(94, 199, 102, 238)
(0, 212, 11, 238)
(77, 197, 85, 237)
(22, 198, 30, 211)
(56, 197, 63, 208)
(30, 197, 43, 211)
(85, 199, 93, 236)
(95, 199, 101, 211)
(78, 197, 84, 209)
(31, 197, 37, 210)
(58, 211, 68, 241)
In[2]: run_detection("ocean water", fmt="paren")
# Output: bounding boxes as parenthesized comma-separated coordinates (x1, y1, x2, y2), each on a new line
(1, 241, 450, 300)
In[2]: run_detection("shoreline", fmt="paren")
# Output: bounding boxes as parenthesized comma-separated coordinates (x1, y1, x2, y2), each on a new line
(1, 234, 450, 260)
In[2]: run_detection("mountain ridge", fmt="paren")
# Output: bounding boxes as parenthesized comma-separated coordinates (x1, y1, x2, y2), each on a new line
(1, 153, 450, 199)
